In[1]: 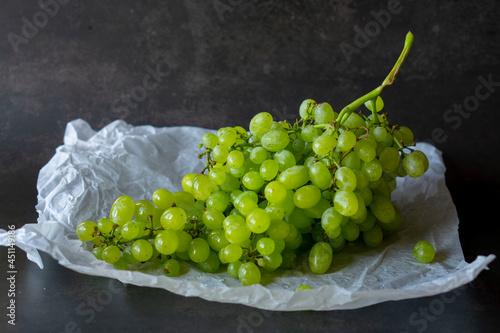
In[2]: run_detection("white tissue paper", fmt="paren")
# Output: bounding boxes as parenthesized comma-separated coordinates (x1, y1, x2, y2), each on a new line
(0, 119, 495, 311)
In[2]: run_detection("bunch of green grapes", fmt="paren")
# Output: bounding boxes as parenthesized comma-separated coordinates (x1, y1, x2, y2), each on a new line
(76, 32, 429, 286)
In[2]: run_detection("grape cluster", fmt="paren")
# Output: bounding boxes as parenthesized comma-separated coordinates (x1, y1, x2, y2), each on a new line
(75, 32, 429, 286)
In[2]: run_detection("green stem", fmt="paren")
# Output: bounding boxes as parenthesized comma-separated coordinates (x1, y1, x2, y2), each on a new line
(369, 98, 379, 125)
(335, 32, 414, 132)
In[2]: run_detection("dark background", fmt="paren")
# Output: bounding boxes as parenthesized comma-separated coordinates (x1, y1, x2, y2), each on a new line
(1, 1, 499, 332)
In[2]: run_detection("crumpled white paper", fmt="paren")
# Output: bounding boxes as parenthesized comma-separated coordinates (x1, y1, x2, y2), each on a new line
(0, 119, 495, 311)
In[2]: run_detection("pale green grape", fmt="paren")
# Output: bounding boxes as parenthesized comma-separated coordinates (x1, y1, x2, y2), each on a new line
(355, 140, 376, 162)
(246, 208, 271, 234)
(191, 174, 218, 201)
(333, 190, 359, 217)
(273, 150, 296, 171)
(121, 221, 140, 240)
(188, 238, 210, 263)
(181, 173, 197, 193)
(109, 195, 135, 227)
(226, 150, 245, 169)
(312, 133, 338, 155)
(201, 133, 219, 148)
(299, 99, 316, 118)
(209, 168, 227, 185)
(379, 147, 400, 173)
(242, 171, 265, 190)
(155, 230, 179, 255)
(225, 223, 251, 244)
(278, 165, 309, 189)
(202, 208, 225, 230)
(212, 145, 229, 163)
(369, 195, 395, 223)
(314, 102, 336, 124)
(309, 162, 333, 190)
(162, 259, 181, 277)
(227, 261, 243, 278)
(76, 221, 97, 242)
(260, 159, 279, 181)
(102, 245, 121, 264)
(266, 220, 290, 240)
(335, 167, 357, 191)
(199, 251, 221, 273)
(403, 151, 426, 178)
(218, 128, 237, 148)
(413, 241, 435, 263)
(301, 126, 318, 142)
(152, 189, 174, 210)
(176, 230, 193, 252)
(342, 220, 360, 242)
(238, 262, 261, 286)
(221, 243, 243, 263)
(261, 129, 290, 152)
(207, 229, 230, 251)
(206, 191, 229, 212)
(250, 147, 269, 164)
(161, 207, 187, 231)
(264, 181, 288, 204)
(263, 251, 283, 271)
(286, 207, 314, 230)
(309, 242, 332, 274)
(337, 131, 357, 152)
(131, 239, 153, 262)
(362, 159, 383, 181)
(321, 207, 347, 231)
(249, 112, 273, 137)
(363, 225, 383, 248)
(293, 185, 321, 209)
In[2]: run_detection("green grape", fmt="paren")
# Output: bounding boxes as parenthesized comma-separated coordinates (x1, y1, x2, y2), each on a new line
(202, 208, 225, 230)
(122, 245, 141, 265)
(207, 229, 229, 251)
(209, 167, 227, 185)
(246, 208, 271, 234)
(379, 147, 400, 173)
(296, 285, 312, 291)
(335, 167, 357, 191)
(373, 126, 388, 142)
(173, 191, 195, 208)
(362, 159, 383, 182)
(155, 230, 180, 255)
(314, 102, 336, 124)
(337, 131, 357, 152)
(181, 173, 197, 193)
(263, 251, 283, 271)
(341, 152, 361, 170)
(176, 230, 193, 252)
(358, 209, 377, 232)
(303, 198, 331, 219)
(292, 138, 306, 152)
(403, 151, 426, 178)
(309, 242, 332, 274)
(206, 191, 229, 212)
(260, 159, 279, 181)
(162, 258, 181, 277)
(97, 218, 113, 236)
(280, 250, 297, 269)
(363, 225, 383, 248)
(188, 238, 210, 263)
(191, 174, 218, 201)
(286, 208, 314, 230)
(309, 162, 333, 190)
(369, 195, 395, 223)
(242, 171, 265, 190)
(152, 189, 174, 210)
(223, 214, 246, 230)
(131, 239, 153, 262)
(161, 207, 187, 231)
(212, 145, 229, 163)
(265, 203, 286, 221)
(321, 207, 347, 231)
(349, 193, 367, 223)
(238, 262, 261, 286)
(135, 199, 160, 226)
(249, 112, 274, 137)
(250, 147, 268, 164)
(218, 128, 237, 148)
(221, 243, 243, 263)
(92, 246, 104, 260)
(122, 221, 140, 240)
(264, 181, 288, 204)
(413, 241, 435, 263)
(399, 126, 414, 145)
(342, 113, 366, 136)
(353, 169, 369, 189)
(278, 165, 309, 189)
(237, 197, 258, 217)
(109, 195, 135, 227)
(227, 261, 243, 278)
(225, 223, 251, 244)
(261, 129, 290, 152)
(333, 190, 359, 217)
(329, 234, 345, 253)
(412, 150, 429, 172)
(112, 258, 129, 270)
(226, 150, 244, 169)
(76, 221, 97, 242)
(266, 220, 290, 240)
(235, 190, 258, 205)
(293, 185, 321, 209)
(201, 133, 219, 149)
(299, 99, 316, 119)
(355, 140, 376, 162)
(342, 220, 360, 242)
(273, 150, 296, 171)
(312, 133, 338, 156)
(301, 125, 318, 142)
(199, 251, 221, 273)
(228, 165, 246, 178)
(326, 226, 341, 239)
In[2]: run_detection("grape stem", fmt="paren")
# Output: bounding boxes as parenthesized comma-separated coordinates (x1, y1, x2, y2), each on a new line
(334, 32, 414, 132)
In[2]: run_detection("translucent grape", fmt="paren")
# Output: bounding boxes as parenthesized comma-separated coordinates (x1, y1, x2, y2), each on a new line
(131, 239, 153, 262)
(155, 230, 179, 255)
(333, 190, 359, 217)
(122, 221, 140, 240)
(301, 126, 318, 142)
(202, 207, 225, 230)
(181, 173, 197, 193)
(309, 242, 332, 274)
(266, 220, 290, 240)
(321, 207, 346, 231)
(273, 150, 296, 171)
(337, 131, 357, 152)
(161, 207, 187, 231)
(278, 165, 309, 189)
(250, 147, 269, 164)
(379, 147, 400, 173)
(363, 225, 383, 248)
(162, 259, 181, 277)
(403, 151, 426, 178)
(191, 174, 218, 201)
(226, 150, 245, 169)
(260, 159, 279, 181)
(369, 195, 395, 223)
(261, 129, 290, 152)
(309, 162, 333, 190)
(264, 181, 288, 204)
(109, 195, 135, 227)
(335, 167, 357, 191)
(199, 251, 221, 273)
(293, 185, 321, 209)
(314, 102, 336, 124)
(342, 220, 360, 242)
(238, 262, 261, 286)
(102, 245, 121, 264)
(355, 140, 376, 162)
(413, 241, 435, 263)
(188, 238, 210, 263)
(312, 134, 338, 156)
(206, 191, 229, 212)
(242, 171, 265, 190)
(246, 208, 271, 234)
(249, 112, 273, 137)
(299, 99, 316, 119)
(221, 243, 243, 263)
(76, 221, 97, 242)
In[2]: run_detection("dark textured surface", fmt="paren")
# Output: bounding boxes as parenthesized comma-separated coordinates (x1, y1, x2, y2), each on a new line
(1, 1, 499, 332)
